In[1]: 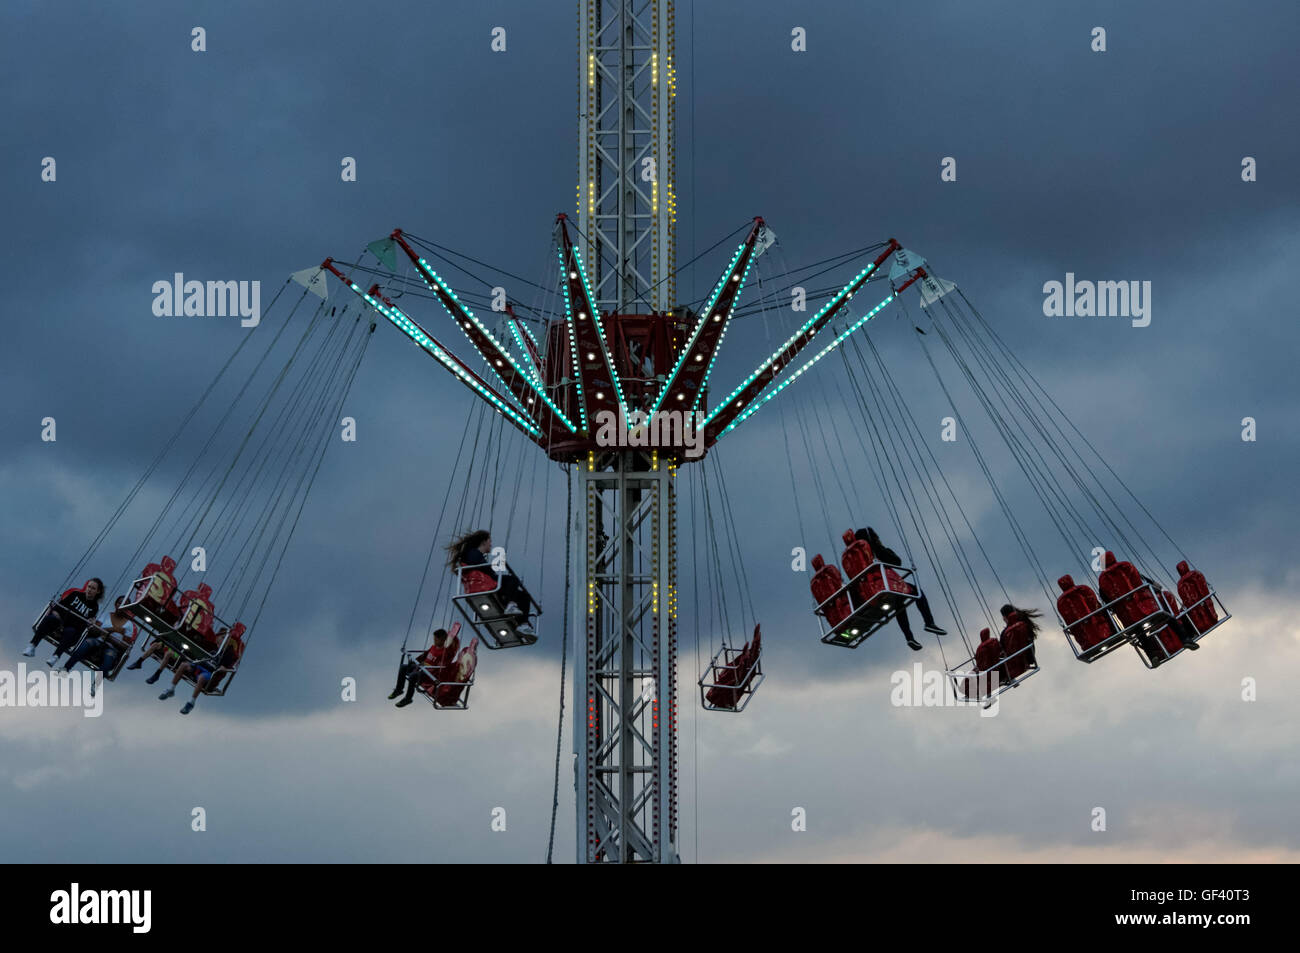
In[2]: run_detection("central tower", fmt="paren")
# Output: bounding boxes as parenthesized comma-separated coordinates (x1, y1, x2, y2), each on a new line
(573, 0, 680, 863)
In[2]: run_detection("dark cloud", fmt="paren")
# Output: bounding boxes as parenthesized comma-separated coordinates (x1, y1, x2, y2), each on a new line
(2, 0, 1296, 861)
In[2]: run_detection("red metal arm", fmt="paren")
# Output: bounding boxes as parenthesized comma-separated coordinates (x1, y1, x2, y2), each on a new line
(649, 217, 766, 417)
(701, 238, 900, 441)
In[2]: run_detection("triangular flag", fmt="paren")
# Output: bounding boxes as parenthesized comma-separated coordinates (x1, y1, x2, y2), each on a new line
(918, 274, 957, 306)
(888, 247, 928, 283)
(367, 238, 398, 271)
(291, 267, 329, 299)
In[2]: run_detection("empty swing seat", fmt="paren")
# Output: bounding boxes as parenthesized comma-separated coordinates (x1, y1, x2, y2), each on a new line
(451, 566, 539, 650)
(124, 557, 180, 624)
(1176, 560, 1229, 638)
(1097, 551, 1171, 643)
(700, 624, 763, 712)
(1056, 574, 1124, 662)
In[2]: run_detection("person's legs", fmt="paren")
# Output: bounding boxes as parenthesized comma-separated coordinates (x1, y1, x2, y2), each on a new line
(29, 612, 62, 647)
(63, 636, 100, 671)
(127, 642, 159, 670)
(181, 674, 207, 714)
(916, 592, 937, 627)
(893, 604, 922, 650)
(389, 660, 416, 699)
(51, 625, 85, 660)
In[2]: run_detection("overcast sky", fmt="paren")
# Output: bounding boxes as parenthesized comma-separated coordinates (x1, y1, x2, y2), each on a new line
(2, 0, 1298, 863)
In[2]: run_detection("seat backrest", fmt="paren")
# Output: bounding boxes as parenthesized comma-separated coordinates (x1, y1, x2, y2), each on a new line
(1098, 551, 1139, 602)
(810, 555, 842, 598)
(840, 530, 875, 579)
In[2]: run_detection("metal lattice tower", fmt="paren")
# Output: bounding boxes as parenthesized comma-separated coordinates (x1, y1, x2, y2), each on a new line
(578, 0, 676, 315)
(574, 0, 679, 863)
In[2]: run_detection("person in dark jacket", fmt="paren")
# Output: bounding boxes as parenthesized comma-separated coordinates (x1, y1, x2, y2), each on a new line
(24, 578, 104, 667)
(855, 529, 946, 651)
(447, 529, 536, 634)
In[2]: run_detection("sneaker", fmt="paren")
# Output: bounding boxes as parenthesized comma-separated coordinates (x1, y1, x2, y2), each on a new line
(126, 658, 144, 670)
(395, 697, 413, 708)
(1183, 640, 1200, 651)
(158, 687, 174, 700)
(145, 671, 161, 685)
(180, 701, 194, 715)
(905, 637, 923, 651)
(387, 688, 402, 700)
(516, 621, 535, 637)
(923, 623, 947, 636)
(21, 645, 35, 658)
(502, 602, 522, 616)
(45, 654, 60, 668)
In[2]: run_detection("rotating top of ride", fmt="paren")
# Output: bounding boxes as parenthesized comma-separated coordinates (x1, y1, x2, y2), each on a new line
(314, 214, 928, 468)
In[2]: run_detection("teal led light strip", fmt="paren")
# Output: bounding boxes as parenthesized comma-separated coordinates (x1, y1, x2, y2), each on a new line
(703, 259, 883, 428)
(414, 257, 576, 434)
(351, 282, 543, 439)
(716, 292, 896, 439)
(649, 240, 750, 418)
(568, 246, 628, 419)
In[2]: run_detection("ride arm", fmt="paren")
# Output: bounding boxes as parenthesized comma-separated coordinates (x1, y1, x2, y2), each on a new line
(648, 217, 766, 416)
(390, 230, 576, 439)
(699, 239, 901, 444)
(321, 259, 547, 444)
(709, 265, 929, 443)
(555, 214, 627, 433)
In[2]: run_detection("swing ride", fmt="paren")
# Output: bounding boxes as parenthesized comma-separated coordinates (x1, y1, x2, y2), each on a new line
(28, 0, 1230, 864)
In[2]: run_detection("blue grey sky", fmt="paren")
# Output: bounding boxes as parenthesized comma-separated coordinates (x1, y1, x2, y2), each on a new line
(2, 1, 1297, 862)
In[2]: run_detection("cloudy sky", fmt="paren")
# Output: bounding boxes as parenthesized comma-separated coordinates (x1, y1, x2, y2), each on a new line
(2, 0, 1297, 863)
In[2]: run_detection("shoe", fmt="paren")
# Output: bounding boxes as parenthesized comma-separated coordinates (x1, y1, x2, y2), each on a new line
(1183, 640, 1200, 651)
(502, 602, 522, 616)
(180, 701, 194, 715)
(905, 638, 923, 651)
(145, 671, 161, 684)
(387, 688, 402, 700)
(89, 674, 98, 698)
(395, 697, 413, 708)
(158, 687, 174, 700)
(516, 621, 535, 637)
(923, 623, 947, 636)
(21, 645, 35, 657)
(45, 654, 60, 668)
(126, 658, 144, 670)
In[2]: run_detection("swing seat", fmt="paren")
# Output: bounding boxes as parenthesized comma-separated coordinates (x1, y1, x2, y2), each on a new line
(1056, 574, 1127, 662)
(125, 564, 180, 624)
(1174, 561, 1230, 640)
(403, 625, 477, 710)
(451, 566, 539, 650)
(434, 637, 478, 710)
(700, 625, 763, 712)
(948, 637, 1039, 707)
(29, 602, 133, 681)
(124, 585, 237, 670)
(817, 561, 918, 649)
